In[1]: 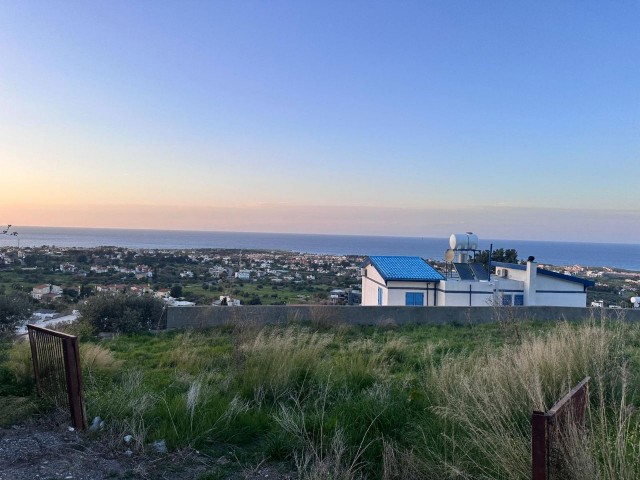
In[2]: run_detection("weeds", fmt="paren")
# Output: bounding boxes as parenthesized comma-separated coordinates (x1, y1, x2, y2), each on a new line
(22, 317, 636, 479)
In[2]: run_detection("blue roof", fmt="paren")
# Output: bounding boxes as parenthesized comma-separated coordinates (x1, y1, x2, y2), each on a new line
(492, 262, 595, 287)
(366, 256, 445, 282)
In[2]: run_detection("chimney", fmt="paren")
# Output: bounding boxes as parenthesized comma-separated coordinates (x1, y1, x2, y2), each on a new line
(524, 259, 537, 306)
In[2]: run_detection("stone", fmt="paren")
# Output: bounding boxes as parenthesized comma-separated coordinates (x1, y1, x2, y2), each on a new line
(151, 439, 167, 454)
(89, 416, 102, 431)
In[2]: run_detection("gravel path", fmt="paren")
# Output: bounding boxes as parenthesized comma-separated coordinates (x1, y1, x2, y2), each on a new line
(0, 423, 135, 480)
(0, 416, 296, 480)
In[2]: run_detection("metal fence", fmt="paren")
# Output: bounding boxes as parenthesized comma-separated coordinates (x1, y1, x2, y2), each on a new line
(532, 376, 590, 480)
(27, 324, 87, 429)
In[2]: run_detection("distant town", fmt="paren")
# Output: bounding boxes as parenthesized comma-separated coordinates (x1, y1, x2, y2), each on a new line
(0, 244, 638, 316)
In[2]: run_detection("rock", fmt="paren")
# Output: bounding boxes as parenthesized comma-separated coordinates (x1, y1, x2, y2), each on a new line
(151, 439, 167, 454)
(123, 435, 133, 443)
(68, 427, 75, 432)
(124, 449, 133, 457)
(89, 416, 102, 431)
(99, 420, 105, 429)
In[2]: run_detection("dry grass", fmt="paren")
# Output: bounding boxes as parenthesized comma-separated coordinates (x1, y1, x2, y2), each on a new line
(238, 326, 333, 400)
(80, 343, 123, 377)
(421, 319, 638, 479)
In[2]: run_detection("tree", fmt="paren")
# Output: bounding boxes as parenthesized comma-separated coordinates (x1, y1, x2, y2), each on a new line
(80, 284, 93, 298)
(80, 294, 164, 333)
(475, 248, 519, 268)
(170, 285, 183, 298)
(0, 292, 33, 336)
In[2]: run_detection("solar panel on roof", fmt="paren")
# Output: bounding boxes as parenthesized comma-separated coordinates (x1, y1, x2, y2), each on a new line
(470, 263, 490, 281)
(453, 262, 476, 281)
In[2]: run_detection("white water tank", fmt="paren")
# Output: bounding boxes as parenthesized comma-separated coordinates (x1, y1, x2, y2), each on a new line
(449, 233, 479, 250)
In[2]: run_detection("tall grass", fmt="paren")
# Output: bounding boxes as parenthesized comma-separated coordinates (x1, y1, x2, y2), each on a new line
(406, 318, 640, 479)
(236, 326, 333, 401)
(34, 318, 639, 478)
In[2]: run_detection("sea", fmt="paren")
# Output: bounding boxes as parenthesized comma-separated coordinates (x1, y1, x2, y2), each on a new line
(2, 226, 639, 271)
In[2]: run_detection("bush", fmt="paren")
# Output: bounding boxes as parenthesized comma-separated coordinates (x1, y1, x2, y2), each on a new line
(0, 292, 33, 336)
(80, 294, 164, 333)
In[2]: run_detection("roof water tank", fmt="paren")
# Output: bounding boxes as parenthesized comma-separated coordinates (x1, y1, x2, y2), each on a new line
(449, 233, 479, 250)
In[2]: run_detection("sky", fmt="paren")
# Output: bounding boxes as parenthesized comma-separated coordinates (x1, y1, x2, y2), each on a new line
(0, 1, 638, 242)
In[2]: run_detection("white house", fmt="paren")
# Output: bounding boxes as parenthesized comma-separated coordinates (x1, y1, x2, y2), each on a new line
(361, 256, 445, 306)
(361, 256, 594, 307)
(31, 284, 63, 300)
(235, 269, 252, 281)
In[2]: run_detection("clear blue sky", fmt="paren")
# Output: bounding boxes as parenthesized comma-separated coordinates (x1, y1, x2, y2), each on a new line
(0, 1, 638, 241)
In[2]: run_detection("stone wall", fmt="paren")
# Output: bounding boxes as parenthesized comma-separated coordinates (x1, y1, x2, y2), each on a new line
(166, 305, 640, 329)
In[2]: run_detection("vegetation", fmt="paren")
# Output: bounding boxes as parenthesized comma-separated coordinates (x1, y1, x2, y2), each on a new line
(0, 291, 33, 336)
(475, 247, 519, 267)
(3, 313, 639, 478)
(79, 294, 165, 333)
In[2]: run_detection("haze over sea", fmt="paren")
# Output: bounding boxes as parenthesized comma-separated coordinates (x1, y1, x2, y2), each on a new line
(2, 226, 639, 272)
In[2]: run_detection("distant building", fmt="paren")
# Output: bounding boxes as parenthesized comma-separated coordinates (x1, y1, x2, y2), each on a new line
(213, 295, 241, 306)
(209, 266, 226, 278)
(31, 284, 63, 300)
(154, 288, 171, 299)
(235, 270, 252, 281)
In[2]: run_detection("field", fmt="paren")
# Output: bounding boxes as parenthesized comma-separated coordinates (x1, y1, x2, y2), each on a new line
(2, 315, 640, 479)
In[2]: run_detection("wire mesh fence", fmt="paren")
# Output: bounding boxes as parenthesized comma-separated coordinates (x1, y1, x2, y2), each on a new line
(27, 324, 87, 429)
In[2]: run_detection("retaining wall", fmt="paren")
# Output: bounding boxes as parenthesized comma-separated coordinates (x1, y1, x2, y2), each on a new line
(166, 305, 640, 330)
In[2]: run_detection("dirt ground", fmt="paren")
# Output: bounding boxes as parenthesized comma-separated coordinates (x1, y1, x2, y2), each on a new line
(0, 414, 296, 480)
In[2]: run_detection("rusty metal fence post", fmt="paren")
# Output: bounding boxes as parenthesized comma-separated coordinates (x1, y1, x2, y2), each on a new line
(27, 324, 87, 429)
(531, 376, 590, 480)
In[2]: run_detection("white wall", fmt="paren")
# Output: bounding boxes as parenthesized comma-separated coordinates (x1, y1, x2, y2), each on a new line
(386, 281, 437, 306)
(535, 275, 586, 307)
(437, 280, 496, 307)
(361, 265, 387, 306)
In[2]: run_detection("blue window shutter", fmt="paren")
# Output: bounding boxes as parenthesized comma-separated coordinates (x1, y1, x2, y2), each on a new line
(378, 287, 383, 305)
(502, 294, 512, 306)
(405, 292, 412, 305)
(514, 294, 524, 306)
(405, 292, 424, 306)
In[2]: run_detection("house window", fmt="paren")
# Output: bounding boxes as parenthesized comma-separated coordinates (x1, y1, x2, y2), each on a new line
(502, 294, 512, 306)
(514, 294, 524, 306)
(377, 287, 383, 306)
(405, 292, 424, 306)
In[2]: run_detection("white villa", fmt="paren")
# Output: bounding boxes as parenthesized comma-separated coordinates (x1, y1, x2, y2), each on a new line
(361, 256, 594, 308)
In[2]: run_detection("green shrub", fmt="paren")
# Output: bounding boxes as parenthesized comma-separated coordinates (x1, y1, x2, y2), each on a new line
(80, 294, 164, 333)
(0, 292, 33, 336)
